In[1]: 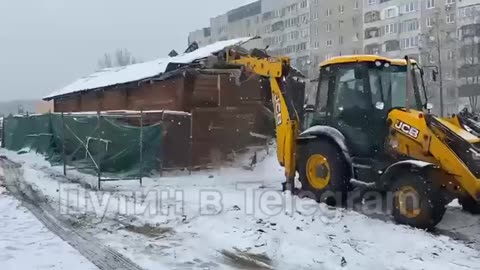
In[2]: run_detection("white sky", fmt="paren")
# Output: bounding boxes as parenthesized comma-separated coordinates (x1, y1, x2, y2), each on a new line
(0, 0, 256, 101)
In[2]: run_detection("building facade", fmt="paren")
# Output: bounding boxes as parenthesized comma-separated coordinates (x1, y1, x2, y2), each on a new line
(309, 0, 364, 75)
(362, 0, 459, 115)
(363, 0, 422, 59)
(188, 0, 468, 115)
(457, 0, 480, 112)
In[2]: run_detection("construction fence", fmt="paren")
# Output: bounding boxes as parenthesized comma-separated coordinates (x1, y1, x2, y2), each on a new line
(1, 108, 270, 187)
(1, 112, 165, 188)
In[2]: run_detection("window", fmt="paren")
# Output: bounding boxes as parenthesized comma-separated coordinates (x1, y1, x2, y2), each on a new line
(385, 40, 400, 52)
(326, 23, 332, 32)
(401, 36, 419, 49)
(385, 23, 396, 34)
(365, 11, 380, 23)
(265, 24, 272, 33)
(354, 1, 359, 9)
(297, 42, 307, 51)
(300, 0, 308, 9)
(300, 13, 309, 24)
(447, 50, 455, 60)
(426, 17, 435, 27)
(385, 7, 398, 18)
(326, 8, 332, 16)
(403, 19, 419, 32)
(313, 41, 320, 49)
(332, 67, 369, 118)
(404, 2, 415, 13)
(312, 11, 319, 20)
(339, 5, 345, 14)
(288, 31, 299, 41)
(426, 0, 435, 9)
(315, 25, 319, 36)
(368, 0, 376, 5)
(460, 6, 478, 18)
(339, 36, 344, 44)
(446, 0, 455, 4)
(313, 0, 319, 5)
(326, 39, 333, 46)
(301, 28, 309, 38)
(446, 13, 455, 24)
(315, 66, 330, 112)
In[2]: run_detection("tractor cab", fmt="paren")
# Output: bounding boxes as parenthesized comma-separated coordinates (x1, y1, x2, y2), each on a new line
(307, 55, 427, 159)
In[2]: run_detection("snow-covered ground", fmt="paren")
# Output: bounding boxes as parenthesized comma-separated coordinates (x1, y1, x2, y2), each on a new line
(0, 168, 97, 270)
(2, 149, 480, 270)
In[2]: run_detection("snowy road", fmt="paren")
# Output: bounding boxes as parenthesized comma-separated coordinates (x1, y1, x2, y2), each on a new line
(0, 171, 97, 270)
(2, 150, 480, 270)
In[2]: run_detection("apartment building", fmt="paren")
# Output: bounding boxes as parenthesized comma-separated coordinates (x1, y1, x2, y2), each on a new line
(188, 0, 363, 80)
(260, 0, 311, 76)
(309, 0, 364, 76)
(457, 0, 480, 112)
(421, 0, 458, 115)
(188, 27, 212, 48)
(363, 0, 422, 59)
(362, 0, 458, 115)
(188, 0, 466, 114)
(188, 1, 262, 47)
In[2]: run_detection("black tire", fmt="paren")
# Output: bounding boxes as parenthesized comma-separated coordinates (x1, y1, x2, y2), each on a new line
(298, 139, 350, 206)
(459, 196, 480, 215)
(391, 173, 446, 230)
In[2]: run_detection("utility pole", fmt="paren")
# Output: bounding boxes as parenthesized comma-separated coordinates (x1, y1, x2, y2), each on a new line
(434, 11, 445, 116)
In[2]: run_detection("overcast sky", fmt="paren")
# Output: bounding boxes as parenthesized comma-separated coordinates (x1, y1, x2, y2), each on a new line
(0, 0, 254, 102)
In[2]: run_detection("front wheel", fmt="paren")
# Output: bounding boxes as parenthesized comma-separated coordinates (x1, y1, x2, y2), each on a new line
(298, 139, 350, 206)
(391, 173, 446, 230)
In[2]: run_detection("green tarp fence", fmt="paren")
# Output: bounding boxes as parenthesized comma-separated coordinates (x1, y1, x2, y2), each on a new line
(2, 114, 163, 177)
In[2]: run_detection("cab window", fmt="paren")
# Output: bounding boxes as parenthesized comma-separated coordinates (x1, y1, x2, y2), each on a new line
(332, 65, 369, 118)
(315, 68, 330, 112)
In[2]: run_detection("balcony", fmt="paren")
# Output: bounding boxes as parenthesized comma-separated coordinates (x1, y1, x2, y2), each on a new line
(365, 11, 380, 24)
(365, 43, 381, 55)
(365, 27, 380, 40)
(384, 40, 400, 52)
(460, 24, 480, 40)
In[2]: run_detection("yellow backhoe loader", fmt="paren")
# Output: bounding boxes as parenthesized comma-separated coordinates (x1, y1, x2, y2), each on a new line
(216, 46, 480, 229)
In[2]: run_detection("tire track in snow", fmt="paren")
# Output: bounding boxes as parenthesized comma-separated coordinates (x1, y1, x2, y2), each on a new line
(0, 158, 145, 270)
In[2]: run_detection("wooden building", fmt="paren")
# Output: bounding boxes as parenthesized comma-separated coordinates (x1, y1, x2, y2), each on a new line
(43, 38, 287, 168)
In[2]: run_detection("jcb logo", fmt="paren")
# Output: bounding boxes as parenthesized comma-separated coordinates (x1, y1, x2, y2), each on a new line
(273, 94, 282, 126)
(394, 120, 419, 139)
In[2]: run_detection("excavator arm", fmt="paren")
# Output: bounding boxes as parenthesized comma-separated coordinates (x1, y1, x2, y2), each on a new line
(224, 48, 300, 186)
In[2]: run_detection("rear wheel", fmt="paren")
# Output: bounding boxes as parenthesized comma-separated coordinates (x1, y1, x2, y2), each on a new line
(459, 196, 480, 215)
(298, 139, 350, 206)
(391, 173, 446, 230)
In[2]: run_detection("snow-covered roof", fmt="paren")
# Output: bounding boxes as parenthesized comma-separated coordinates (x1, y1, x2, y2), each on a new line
(44, 37, 255, 100)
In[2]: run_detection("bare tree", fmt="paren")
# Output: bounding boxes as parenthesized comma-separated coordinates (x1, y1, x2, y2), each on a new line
(97, 53, 113, 69)
(97, 48, 139, 69)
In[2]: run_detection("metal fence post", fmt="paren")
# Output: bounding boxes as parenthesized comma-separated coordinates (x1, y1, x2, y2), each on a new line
(1, 115, 5, 148)
(61, 112, 67, 176)
(159, 111, 165, 177)
(139, 110, 144, 187)
(97, 110, 102, 190)
(189, 113, 193, 175)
